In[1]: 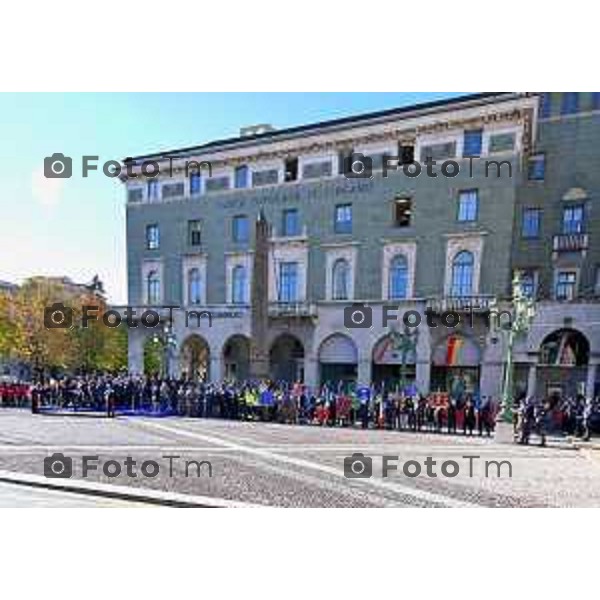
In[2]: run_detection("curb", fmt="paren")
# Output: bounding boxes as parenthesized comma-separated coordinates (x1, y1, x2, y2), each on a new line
(572, 441, 600, 452)
(0, 469, 263, 508)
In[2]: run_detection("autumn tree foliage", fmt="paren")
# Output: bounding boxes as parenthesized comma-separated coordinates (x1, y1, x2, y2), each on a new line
(0, 277, 127, 380)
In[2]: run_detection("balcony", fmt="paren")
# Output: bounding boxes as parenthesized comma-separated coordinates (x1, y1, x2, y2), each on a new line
(268, 302, 318, 318)
(552, 233, 588, 253)
(426, 295, 496, 313)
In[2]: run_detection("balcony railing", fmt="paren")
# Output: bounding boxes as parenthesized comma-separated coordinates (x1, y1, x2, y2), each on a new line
(268, 301, 317, 318)
(426, 295, 496, 313)
(553, 233, 588, 252)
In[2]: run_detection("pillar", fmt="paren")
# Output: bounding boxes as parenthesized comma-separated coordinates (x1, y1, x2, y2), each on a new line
(127, 329, 145, 375)
(526, 363, 537, 399)
(415, 325, 431, 394)
(586, 362, 598, 400)
(210, 354, 224, 383)
(357, 357, 372, 386)
(416, 360, 431, 395)
(304, 356, 319, 391)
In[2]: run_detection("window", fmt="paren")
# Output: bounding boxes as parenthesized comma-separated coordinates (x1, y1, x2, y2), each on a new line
(146, 224, 159, 249)
(284, 158, 298, 182)
(522, 208, 541, 239)
(561, 92, 579, 115)
(205, 176, 230, 193)
(231, 266, 247, 304)
(302, 160, 333, 179)
(463, 129, 483, 157)
(232, 215, 249, 243)
(147, 270, 160, 304)
(282, 209, 300, 237)
(332, 259, 350, 300)
(389, 255, 408, 300)
(235, 165, 249, 189)
(562, 205, 584, 234)
(188, 268, 202, 305)
(334, 204, 352, 234)
(393, 197, 412, 227)
(457, 190, 478, 222)
(338, 149, 353, 174)
(188, 220, 202, 246)
(451, 251, 474, 297)
(593, 93, 600, 110)
(556, 271, 577, 301)
(162, 183, 184, 199)
(128, 188, 143, 203)
(399, 144, 414, 165)
(519, 270, 537, 299)
(190, 172, 202, 196)
(278, 262, 298, 302)
(488, 132, 515, 154)
(147, 179, 160, 202)
(420, 141, 456, 162)
(540, 93, 552, 119)
(595, 266, 600, 295)
(528, 154, 545, 181)
(252, 169, 279, 187)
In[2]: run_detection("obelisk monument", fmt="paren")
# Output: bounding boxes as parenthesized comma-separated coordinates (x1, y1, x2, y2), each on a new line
(249, 210, 270, 380)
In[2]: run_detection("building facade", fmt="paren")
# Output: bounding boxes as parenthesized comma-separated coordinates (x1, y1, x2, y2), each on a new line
(123, 92, 600, 400)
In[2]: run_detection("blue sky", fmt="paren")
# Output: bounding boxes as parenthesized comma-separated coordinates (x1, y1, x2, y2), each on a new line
(0, 92, 466, 303)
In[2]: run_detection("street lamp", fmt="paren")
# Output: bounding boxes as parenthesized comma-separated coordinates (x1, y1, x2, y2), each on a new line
(497, 273, 536, 435)
(390, 322, 419, 393)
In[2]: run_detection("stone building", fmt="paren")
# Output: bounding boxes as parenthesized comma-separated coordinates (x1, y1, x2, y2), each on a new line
(122, 92, 600, 400)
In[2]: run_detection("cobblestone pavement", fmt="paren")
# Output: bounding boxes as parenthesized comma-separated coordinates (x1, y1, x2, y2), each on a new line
(1, 409, 599, 507)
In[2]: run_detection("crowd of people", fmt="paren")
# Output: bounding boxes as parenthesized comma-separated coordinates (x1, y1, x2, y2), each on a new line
(513, 395, 599, 445)
(1, 375, 598, 441)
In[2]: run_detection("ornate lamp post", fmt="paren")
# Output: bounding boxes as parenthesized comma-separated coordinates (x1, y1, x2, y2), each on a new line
(152, 322, 177, 378)
(496, 274, 536, 440)
(390, 322, 419, 392)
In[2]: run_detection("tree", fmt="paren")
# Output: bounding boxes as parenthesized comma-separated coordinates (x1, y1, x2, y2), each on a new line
(2, 277, 128, 381)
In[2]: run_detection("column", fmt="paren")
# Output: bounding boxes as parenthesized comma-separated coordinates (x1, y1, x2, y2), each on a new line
(210, 354, 224, 383)
(526, 363, 537, 399)
(586, 362, 598, 400)
(304, 356, 319, 391)
(415, 324, 431, 394)
(357, 357, 372, 386)
(416, 360, 431, 395)
(127, 330, 145, 375)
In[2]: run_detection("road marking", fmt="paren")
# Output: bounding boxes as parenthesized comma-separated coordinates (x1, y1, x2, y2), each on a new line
(136, 420, 481, 508)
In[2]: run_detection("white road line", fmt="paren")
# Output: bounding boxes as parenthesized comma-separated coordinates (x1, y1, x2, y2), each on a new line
(137, 420, 481, 508)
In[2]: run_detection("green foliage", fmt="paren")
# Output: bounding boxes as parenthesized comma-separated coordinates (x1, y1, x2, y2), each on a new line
(0, 277, 128, 379)
(143, 337, 164, 376)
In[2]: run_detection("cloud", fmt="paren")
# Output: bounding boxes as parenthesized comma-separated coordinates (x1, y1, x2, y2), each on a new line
(31, 166, 65, 208)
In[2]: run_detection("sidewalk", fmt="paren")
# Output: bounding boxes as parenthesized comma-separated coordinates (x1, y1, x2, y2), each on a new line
(0, 469, 262, 508)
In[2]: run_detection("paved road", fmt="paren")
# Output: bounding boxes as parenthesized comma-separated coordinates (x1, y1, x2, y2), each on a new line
(1, 409, 599, 507)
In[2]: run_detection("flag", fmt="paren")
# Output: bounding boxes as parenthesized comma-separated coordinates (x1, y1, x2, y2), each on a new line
(446, 335, 463, 366)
